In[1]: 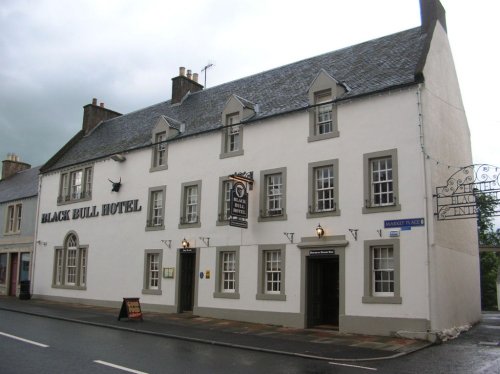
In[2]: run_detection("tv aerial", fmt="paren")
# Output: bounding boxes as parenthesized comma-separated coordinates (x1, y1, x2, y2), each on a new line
(201, 62, 215, 87)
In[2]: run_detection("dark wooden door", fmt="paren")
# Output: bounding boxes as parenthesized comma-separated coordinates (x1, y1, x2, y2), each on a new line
(9, 253, 18, 296)
(307, 257, 339, 327)
(179, 253, 196, 312)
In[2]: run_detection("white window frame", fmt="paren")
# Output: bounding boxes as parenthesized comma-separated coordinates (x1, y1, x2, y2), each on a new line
(58, 166, 93, 205)
(259, 168, 287, 222)
(315, 91, 333, 135)
(4, 203, 22, 234)
(220, 113, 244, 158)
(179, 180, 202, 229)
(214, 246, 240, 299)
(146, 186, 166, 231)
(363, 239, 401, 304)
(256, 244, 286, 301)
(143, 249, 162, 295)
(363, 149, 401, 214)
(307, 159, 340, 218)
(52, 232, 88, 290)
(217, 177, 233, 225)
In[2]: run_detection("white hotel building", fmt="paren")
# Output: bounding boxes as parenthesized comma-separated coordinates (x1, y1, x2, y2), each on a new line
(33, 0, 481, 339)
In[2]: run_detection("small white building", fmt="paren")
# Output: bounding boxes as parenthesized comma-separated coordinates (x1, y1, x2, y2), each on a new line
(33, 0, 481, 339)
(0, 154, 39, 297)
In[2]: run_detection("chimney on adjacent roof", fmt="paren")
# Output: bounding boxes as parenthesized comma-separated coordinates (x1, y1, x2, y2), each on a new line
(82, 98, 122, 135)
(420, 0, 447, 33)
(171, 66, 204, 104)
(2, 153, 31, 180)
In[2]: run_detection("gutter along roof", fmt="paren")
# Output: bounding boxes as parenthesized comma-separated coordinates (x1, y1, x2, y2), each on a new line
(42, 26, 428, 173)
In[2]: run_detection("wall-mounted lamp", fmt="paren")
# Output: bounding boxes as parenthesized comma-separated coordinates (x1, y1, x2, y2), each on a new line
(111, 153, 126, 162)
(182, 238, 190, 248)
(349, 229, 359, 241)
(316, 224, 324, 238)
(283, 232, 294, 243)
(199, 237, 210, 247)
(161, 240, 172, 248)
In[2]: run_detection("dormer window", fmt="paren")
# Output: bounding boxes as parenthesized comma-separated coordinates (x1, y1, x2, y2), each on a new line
(220, 94, 256, 159)
(225, 114, 240, 153)
(315, 91, 333, 135)
(150, 115, 179, 172)
(154, 132, 167, 168)
(307, 69, 344, 142)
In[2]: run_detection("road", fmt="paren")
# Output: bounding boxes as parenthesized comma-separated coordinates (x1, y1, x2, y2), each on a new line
(0, 310, 373, 374)
(0, 309, 499, 373)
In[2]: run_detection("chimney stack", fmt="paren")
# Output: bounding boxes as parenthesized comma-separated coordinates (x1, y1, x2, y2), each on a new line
(171, 66, 204, 104)
(82, 98, 122, 135)
(2, 153, 31, 180)
(420, 0, 447, 33)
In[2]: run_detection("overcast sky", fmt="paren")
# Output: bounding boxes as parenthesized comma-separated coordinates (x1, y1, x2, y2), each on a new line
(1, 0, 499, 173)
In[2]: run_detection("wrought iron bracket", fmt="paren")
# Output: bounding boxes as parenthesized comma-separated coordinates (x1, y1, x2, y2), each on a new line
(283, 232, 294, 243)
(435, 164, 500, 220)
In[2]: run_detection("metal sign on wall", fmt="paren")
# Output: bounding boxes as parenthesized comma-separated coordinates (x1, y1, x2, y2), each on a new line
(228, 172, 253, 229)
(435, 164, 500, 220)
(230, 181, 249, 228)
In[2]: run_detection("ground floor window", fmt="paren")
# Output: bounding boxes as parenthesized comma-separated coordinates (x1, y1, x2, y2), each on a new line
(363, 239, 401, 304)
(0, 254, 7, 284)
(143, 250, 162, 295)
(53, 232, 88, 289)
(213, 246, 240, 299)
(256, 244, 286, 301)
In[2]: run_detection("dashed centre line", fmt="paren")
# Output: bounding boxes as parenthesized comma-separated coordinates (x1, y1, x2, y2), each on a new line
(329, 361, 378, 371)
(0, 331, 49, 348)
(94, 360, 149, 374)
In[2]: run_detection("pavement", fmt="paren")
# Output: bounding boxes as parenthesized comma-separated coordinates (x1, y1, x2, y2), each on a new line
(0, 296, 432, 362)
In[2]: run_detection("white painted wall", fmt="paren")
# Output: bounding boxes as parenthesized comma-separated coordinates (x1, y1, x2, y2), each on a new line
(421, 22, 481, 330)
(34, 85, 435, 327)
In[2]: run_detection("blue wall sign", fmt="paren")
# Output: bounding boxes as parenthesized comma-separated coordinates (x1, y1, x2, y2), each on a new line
(384, 218, 425, 229)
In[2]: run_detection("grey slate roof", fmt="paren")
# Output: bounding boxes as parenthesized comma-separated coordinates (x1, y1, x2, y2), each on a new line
(44, 27, 428, 173)
(0, 166, 40, 203)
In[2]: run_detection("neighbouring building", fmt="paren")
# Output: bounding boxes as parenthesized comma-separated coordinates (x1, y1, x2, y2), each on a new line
(0, 154, 40, 297)
(32, 0, 481, 339)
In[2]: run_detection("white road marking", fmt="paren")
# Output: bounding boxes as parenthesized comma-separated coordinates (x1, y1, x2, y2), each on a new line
(329, 361, 378, 371)
(94, 360, 149, 374)
(0, 331, 49, 348)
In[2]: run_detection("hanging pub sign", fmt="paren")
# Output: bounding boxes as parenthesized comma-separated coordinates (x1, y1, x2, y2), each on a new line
(229, 172, 253, 229)
(118, 298, 143, 321)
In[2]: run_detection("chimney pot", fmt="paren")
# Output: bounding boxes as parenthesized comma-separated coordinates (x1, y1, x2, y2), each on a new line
(179, 67, 186, 76)
(2, 153, 30, 179)
(193, 73, 199, 83)
(171, 68, 203, 104)
(82, 99, 121, 135)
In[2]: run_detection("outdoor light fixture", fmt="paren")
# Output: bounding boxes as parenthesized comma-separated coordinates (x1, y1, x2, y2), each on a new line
(316, 224, 324, 238)
(182, 238, 189, 248)
(111, 153, 126, 162)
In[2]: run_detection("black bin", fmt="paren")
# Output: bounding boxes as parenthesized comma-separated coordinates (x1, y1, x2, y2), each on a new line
(19, 280, 31, 300)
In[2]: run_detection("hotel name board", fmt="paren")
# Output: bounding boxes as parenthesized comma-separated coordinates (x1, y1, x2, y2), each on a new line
(41, 199, 142, 224)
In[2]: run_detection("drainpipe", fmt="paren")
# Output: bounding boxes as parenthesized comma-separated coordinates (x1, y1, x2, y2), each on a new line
(31, 174, 43, 297)
(417, 84, 435, 341)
